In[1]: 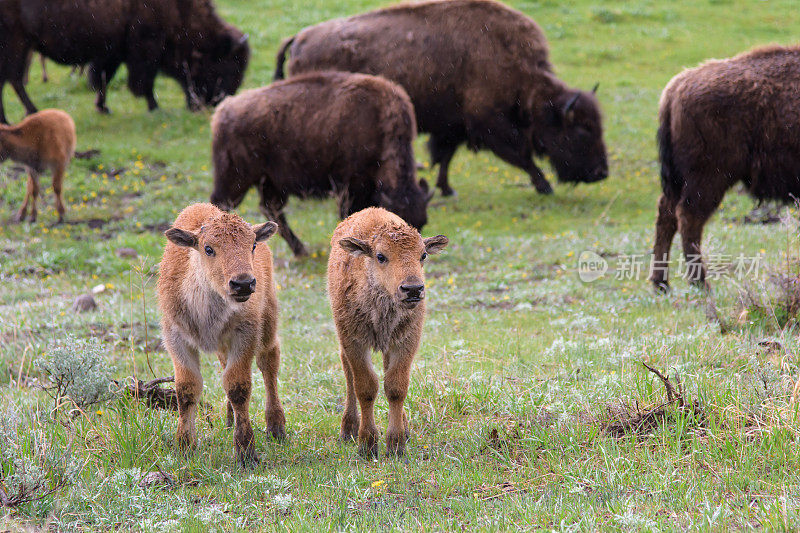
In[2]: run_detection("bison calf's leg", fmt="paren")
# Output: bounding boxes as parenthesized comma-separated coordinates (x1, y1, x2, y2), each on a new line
(344, 345, 380, 458)
(383, 351, 413, 457)
(338, 349, 359, 442)
(256, 342, 286, 440)
(168, 337, 203, 452)
(52, 166, 66, 224)
(14, 171, 39, 223)
(650, 194, 679, 292)
(223, 355, 258, 465)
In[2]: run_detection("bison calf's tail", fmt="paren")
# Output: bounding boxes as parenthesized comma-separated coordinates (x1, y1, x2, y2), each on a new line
(657, 102, 682, 200)
(273, 36, 295, 81)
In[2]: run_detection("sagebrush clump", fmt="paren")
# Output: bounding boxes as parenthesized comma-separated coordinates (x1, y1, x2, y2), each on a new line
(34, 336, 115, 410)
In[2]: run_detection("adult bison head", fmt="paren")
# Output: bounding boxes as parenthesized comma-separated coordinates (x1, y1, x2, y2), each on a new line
(180, 28, 250, 109)
(379, 178, 433, 232)
(537, 85, 608, 184)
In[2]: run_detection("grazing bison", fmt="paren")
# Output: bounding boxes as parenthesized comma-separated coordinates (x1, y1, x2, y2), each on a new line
(328, 207, 448, 457)
(0, 109, 75, 223)
(274, 0, 608, 196)
(0, 0, 249, 123)
(157, 203, 285, 464)
(210, 71, 432, 257)
(650, 45, 800, 291)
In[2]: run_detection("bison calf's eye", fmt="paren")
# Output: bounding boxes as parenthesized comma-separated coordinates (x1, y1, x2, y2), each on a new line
(420, 252, 428, 262)
(376, 253, 388, 264)
(252, 242, 257, 253)
(204, 245, 215, 257)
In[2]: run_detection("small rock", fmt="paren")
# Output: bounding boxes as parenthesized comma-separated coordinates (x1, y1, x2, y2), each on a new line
(115, 247, 138, 259)
(72, 294, 97, 313)
(92, 284, 106, 294)
(138, 471, 175, 489)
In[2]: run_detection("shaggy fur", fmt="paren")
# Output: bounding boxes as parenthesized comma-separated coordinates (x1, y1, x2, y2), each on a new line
(0, 0, 249, 122)
(0, 109, 75, 223)
(157, 203, 285, 464)
(210, 71, 432, 257)
(275, 0, 608, 196)
(328, 207, 448, 457)
(651, 45, 800, 290)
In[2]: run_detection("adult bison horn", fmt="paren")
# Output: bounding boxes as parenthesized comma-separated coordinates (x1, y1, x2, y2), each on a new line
(562, 92, 581, 115)
(239, 34, 249, 46)
(591, 82, 599, 94)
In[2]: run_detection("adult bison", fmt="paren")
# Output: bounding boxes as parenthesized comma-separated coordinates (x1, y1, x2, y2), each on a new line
(274, 0, 608, 196)
(650, 45, 800, 291)
(210, 71, 432, 257)
(0, 0, 249, 123)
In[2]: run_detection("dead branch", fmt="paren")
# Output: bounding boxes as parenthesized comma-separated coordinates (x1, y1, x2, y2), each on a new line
(125, 375, 178, 410)
(642, 361, 684, 407)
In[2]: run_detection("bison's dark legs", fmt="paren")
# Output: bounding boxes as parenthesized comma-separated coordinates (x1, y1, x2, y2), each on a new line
(127, 43, 161, 111)
(427, 135, 459, 196)
(90, 60, 121, 114)
(0, 83, 7, 125)
(650, 194, 679, 292)
(675, 181, 726, 289)
(469, 114, 554, 194)
(259, 200, 308, 257)
(10, 79, 37, 116)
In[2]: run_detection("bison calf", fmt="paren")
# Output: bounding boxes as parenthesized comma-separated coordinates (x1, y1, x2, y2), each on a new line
(210, 71, 432, 257)
(157, 203, 285, 464)
(0, 109, 75, 223)
(651, 45, 800, 290)
(328, 207, 448, 457)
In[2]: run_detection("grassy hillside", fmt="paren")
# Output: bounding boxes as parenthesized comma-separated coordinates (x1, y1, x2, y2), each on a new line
(2, 0, 800, 530)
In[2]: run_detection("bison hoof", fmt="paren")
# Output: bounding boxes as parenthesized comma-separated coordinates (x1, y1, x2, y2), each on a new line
(358, 438, 380, 459)
(534, 182, 554, 195)
(439, 186, 456, 197)
(236, 447, 260, 468)
(385, 434, 407, 457)
(651, 279, 670, 294)
(96, 105, 110, 115)
(176, 432, 197, 454)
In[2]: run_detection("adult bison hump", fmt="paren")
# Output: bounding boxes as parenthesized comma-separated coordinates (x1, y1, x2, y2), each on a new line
(275, 0, 608, 197)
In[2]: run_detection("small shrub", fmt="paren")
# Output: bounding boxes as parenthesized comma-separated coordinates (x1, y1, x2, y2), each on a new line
(34, 336, 116, 411)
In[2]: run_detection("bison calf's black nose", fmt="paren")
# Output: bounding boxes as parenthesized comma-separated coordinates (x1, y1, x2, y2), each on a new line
(230, 276, 256, 295)
(400, 283, 425, 299)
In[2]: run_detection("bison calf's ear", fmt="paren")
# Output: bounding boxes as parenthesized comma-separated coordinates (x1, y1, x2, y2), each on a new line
(253, 221, 278, 242)
(423, 235, 449, 255)
(339, 237, 372, 257)
(165, 227, 199, 249)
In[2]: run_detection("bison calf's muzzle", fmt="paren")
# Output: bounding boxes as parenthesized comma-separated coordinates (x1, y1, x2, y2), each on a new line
(230, 275, 256, 301)
(399, 282, 425, 306)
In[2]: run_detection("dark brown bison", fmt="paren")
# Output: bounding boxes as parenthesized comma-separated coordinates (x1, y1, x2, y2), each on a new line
(0, 0, 249, 123)
(210, 71, 432, 257)
(651, 45, 800, 291)
(274, 0, 608, 197)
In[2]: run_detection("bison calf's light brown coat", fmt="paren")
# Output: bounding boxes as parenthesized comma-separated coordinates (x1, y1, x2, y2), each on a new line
(327, 207, 448, 457)
(0, 109, 75, 223)
(157, 203, 285, 464)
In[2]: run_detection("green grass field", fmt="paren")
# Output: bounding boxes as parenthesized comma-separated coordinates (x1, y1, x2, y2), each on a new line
(2, 0, 800, 530)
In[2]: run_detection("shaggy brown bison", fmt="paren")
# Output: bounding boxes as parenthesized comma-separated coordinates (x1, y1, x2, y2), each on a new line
(650, 45, 800, 291)
(0, 109, 75, 223)
(158, 203, 285, 465)
(275, 0, 608, 197)
(328, 207, 448, 457)
(210, 71, 432, 257)
(0, 0, 249, 123)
